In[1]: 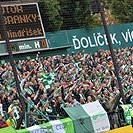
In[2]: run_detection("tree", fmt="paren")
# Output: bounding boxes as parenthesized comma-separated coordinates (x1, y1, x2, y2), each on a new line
(93, 0, 119, 26)
(0, 0, 16, 1)
(59, 0, 94, 30)
(74, 0, 94, 28)
(90, 0, 133, 26)
(38, 0, 63, 32)
(107, 0, 133, 23)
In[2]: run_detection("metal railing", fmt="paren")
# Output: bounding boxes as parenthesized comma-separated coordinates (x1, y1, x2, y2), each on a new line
(20, 93, 50, 127)
(24, 112, 66, 128)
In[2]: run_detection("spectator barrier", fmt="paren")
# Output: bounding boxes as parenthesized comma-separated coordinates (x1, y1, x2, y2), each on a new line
(0, 101, 113, 133)
(0, 101, 110, 133)
(0, 109, 128, 133)
(16, 104, 128, 133)
(16, 118, 74, 133)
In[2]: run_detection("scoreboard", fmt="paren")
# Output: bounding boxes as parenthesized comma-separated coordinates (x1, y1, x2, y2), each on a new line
(0, 3, 48, 55)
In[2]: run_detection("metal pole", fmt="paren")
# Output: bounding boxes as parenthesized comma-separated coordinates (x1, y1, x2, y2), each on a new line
(0, 5, 26, 128)
(96, 0, 125, 109)
(20, 93, 50, 121)
(25, 112, 27, 128)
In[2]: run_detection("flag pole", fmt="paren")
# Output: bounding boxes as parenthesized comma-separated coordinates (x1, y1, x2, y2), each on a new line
(95, 0, 126, 109)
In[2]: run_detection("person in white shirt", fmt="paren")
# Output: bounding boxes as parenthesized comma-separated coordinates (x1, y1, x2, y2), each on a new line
(8, 100, 21, 122)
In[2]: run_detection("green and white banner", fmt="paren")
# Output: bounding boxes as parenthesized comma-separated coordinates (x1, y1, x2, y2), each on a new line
(82, 101, 110, 133)
(16, 118, 74, 133)
(120, 104, 132, 124)
(64, 100, 110, 133)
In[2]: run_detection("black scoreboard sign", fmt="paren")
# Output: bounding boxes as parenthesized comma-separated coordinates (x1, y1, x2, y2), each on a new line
(0, 3, 46, 43)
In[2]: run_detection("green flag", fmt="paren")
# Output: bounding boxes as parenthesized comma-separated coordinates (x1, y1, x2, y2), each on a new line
(40, 72, 56, 90)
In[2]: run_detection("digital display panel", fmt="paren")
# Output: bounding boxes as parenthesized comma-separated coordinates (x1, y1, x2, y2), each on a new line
(0, 3, 46, 42)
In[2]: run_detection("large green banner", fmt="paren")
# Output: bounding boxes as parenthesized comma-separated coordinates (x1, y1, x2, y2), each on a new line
(46, 22, 133, 54)
(66, 22, 133, 54)
(120, 104, 132, 124)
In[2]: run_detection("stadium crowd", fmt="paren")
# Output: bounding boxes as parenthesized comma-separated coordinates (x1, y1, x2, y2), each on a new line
(0, 46, 133, 129)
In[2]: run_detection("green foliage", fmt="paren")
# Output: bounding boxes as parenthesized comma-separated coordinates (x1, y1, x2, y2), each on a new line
(107, 0, 133, 23)
(2, 0, 132, 31)
(0, 0, 16, 1)
(74, 0, 94, 28)
(38, 0, 63, 32)
(59, 0, 94, 30)
(59, 0, 77, 30)
(38, 0, 94, 31)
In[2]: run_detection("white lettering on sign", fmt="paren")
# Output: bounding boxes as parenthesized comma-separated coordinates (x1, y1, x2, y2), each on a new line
(56, 124, 64, 130)
(40, 127, 53, 133)
(72, 28, 133, 50)
(34, 41, 40, 48)
(121, 29, 133, 42)
(19, 43, 32, 50)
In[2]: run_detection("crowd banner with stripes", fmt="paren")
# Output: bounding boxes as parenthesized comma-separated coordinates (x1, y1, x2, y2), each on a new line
(64, 100, 110, 133)
(16, 117, 74, 133)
